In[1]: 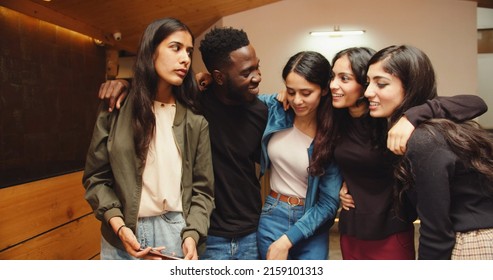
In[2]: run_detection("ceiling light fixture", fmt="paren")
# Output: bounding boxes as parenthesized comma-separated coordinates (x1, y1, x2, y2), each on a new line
(310, 25, 365, 37)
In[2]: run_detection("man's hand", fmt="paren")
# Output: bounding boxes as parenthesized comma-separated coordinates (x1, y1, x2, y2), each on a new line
(387, 115, 415, 155)
(98, 79, 129, 112)
(196, 72, 212, 91)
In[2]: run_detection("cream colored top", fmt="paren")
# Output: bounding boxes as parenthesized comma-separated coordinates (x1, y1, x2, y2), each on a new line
(267, 125, 313, 198)
(139, 101, 182, 217)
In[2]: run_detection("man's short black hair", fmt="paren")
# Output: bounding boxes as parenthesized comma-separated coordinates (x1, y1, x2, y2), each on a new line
(199, 27, 250, 73)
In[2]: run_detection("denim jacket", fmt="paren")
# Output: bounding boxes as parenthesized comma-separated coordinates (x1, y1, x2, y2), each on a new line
(257, 94, 342, 245)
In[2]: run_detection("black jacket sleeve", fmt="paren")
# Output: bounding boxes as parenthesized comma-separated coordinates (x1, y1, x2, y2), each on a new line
(404, 95, 487, 127)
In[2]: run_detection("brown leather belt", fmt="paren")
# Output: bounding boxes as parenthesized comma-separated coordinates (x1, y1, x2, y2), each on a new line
(269, 190, 305, 206)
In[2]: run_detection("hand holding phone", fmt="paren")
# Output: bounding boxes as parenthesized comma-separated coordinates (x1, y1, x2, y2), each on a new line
(147, 249, 182, 260)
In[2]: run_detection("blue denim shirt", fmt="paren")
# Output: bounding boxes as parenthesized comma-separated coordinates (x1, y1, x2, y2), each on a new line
(257, 94, 342, 245)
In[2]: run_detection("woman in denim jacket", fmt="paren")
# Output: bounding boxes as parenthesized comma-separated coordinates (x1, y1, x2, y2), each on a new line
(256, 51, 342, 260)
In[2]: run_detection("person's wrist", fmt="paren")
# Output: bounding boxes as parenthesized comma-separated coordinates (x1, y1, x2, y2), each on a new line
(116, 224, 127, 237)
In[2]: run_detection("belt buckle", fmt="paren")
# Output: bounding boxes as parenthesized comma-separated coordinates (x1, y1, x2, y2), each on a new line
(287, 196, 302, 206)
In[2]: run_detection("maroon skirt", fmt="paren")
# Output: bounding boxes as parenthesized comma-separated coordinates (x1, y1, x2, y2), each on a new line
(340, 227, 415, 260)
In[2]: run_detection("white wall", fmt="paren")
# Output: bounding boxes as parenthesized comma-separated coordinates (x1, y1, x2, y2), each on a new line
(193, 0, 477, 95)
(478, 7, 493, 29)
(478, 54, 493, 128)
(477, 7, 493, 128)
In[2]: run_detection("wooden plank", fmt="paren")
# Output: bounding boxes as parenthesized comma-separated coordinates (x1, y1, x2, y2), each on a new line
(0, 215, 101, 260)
(476, 0, 493, 9)
(0, 171, 93, 250)
(0, 0, 115, 45)
(478, 29, 493, 53)
(0, 0, 281, 53)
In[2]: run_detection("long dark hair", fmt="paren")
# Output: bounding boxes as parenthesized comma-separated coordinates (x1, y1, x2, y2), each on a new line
(282, 51, 335, 176)
(331, 47, 375, 100)
(370, 45, 493, 202)
(131, 17, 200, 163)
(367, 45, 437, 127)
(330, 47, 387, 150)
(395, 120, 493, 200)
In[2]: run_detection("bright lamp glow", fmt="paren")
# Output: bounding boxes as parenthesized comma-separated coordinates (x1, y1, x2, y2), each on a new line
(310, 30, 365, 37)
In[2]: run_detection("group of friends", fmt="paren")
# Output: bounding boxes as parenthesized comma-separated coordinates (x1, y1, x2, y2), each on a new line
(82, 17, 493, 260)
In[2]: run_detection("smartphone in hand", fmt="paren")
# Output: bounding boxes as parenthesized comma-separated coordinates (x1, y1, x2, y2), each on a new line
(147, 249, 182, 260)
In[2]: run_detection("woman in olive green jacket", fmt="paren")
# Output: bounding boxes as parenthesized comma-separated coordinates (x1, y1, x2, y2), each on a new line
(83, 18, 214, 260)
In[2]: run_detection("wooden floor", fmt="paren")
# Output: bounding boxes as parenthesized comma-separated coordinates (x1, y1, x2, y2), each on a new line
(328, 221, 342, 260)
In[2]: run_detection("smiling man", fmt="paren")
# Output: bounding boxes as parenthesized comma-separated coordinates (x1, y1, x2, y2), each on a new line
(197, 27, 267, 260)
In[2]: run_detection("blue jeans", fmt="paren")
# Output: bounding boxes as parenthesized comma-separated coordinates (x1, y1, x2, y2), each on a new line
(257, 195, 329, 260)
(200, 232, 259, 260)
(101, 212, 186, 260)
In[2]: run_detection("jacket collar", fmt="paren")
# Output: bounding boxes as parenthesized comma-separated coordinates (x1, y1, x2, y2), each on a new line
(173, 100, 186, 127)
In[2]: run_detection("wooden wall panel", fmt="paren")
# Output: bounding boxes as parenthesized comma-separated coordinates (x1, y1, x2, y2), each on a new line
(0, 171, 101, 260)
(0, 7, 105, 188)
(0, 171, 92, 250)
(0, 215, 100, 260)
(478, 29, 493, 53)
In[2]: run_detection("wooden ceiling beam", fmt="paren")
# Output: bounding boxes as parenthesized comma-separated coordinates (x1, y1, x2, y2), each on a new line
(467, 0, 493, 9)
(0, 0, 133, 50)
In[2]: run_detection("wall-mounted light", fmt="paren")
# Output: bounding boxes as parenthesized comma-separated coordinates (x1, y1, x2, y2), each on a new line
(93, 38, 105, 47)
(310, 25, 365, 37)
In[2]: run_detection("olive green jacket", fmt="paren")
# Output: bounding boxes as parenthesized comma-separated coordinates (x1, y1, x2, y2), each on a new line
(82, 95, 214, 252)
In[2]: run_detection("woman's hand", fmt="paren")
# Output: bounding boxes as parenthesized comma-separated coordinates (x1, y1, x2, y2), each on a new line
(387, 115, 415, 155)
(266, 234, 292, 260)
(182, 237, 198, 260)
(276, 88, 290, 111)
(141, 246, 167, 260)
(109, 217, 149, 259)
(339, 182, 355, 210)
(117, 225, 150, 258)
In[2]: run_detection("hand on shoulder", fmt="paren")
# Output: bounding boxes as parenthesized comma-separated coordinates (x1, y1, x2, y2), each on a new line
(98, 79, 130, 112)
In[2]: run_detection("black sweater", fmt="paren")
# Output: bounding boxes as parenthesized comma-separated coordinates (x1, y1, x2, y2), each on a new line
(335, 95, 488, 241)
(407, 125, 493, 260)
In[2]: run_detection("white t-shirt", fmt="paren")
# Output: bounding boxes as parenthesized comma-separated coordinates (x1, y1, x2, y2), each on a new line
(139, 101, 182, 217)
(267, 125, 313, 198)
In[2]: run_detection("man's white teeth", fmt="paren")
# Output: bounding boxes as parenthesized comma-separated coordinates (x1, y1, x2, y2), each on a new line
(369, 102, 379, 106)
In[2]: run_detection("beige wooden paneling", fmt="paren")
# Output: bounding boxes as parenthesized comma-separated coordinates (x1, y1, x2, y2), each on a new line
(0, 215, 100, 260)
(0, 171, 91, 250)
